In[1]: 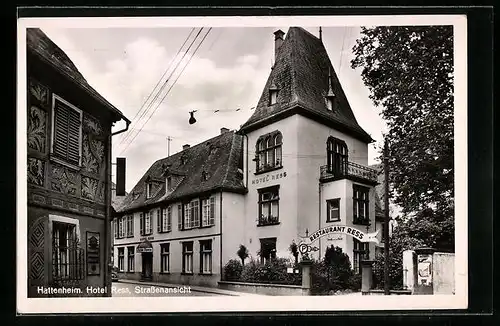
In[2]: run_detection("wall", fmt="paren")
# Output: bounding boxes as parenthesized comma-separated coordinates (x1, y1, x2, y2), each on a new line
(432, 252, 455, 295)
(27, 59, 113, 297)
(114, 191, 236, 287)
(218, 281, 305, 296)
(243, 115, 300, 261)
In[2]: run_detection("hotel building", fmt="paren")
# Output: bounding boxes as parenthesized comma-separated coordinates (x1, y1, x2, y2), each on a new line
(113, 27, 380, 286)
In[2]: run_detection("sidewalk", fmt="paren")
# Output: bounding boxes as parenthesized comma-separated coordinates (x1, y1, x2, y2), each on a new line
(118, 279, 265, 297)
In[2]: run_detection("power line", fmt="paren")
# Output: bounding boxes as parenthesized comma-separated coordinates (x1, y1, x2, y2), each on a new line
(117, 28, 197, 147)
(120, 28, 213, 156)
(118, 28, 205, 155)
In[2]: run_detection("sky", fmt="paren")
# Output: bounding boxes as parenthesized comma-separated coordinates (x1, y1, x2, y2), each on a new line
(40, 26, 387, 192)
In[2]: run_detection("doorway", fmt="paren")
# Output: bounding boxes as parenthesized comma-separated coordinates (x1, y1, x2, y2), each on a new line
(141, 252, 153, 281)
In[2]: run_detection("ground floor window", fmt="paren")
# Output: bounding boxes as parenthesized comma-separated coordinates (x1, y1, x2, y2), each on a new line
(161, 243, 170, 273)
(127, 246, 135, 272)
(182, 242, 193, 273)
(118, 247, 125, 272)
(353, 239, 369, 274)
(52, 220, 84, 281)
(259, 237, 277, 264)
(200, 240, 212, 274)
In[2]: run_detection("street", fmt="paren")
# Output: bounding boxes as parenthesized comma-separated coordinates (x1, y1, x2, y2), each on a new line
(111, 281, 220, 297)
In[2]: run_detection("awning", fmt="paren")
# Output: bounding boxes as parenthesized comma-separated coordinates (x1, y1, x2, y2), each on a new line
(137, 240, 153, 253)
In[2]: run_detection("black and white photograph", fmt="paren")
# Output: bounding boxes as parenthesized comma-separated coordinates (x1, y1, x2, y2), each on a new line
(17, 13, 468, 313)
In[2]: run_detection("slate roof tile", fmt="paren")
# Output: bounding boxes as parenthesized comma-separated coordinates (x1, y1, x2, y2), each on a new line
(241, 27, 372, 143)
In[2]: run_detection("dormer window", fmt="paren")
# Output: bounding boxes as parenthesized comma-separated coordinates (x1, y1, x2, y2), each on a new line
(326, 92, 336, 111)
(166, 177, 172, 191)
(326, 67, 337, 111)
(269, 82, 279, 105)
(146, 182, 153, 199)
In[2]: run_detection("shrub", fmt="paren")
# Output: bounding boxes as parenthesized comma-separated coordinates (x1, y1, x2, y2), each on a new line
(223, 259, 243, 281)
(310, 245, 359, 295)
(240, 258, 301, 285)
(237, 244, 249, 266)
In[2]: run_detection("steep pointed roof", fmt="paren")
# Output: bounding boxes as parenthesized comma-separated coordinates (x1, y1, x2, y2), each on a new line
(26, 28, 129, 123)
(240, 27, 372, 143)
(116, 131, 246, 213)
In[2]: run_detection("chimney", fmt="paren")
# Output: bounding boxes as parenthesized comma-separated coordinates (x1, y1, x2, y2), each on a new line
(273, 29, 285, 61)
(220, 127, 229, 134)
(183, 144, 190, 150)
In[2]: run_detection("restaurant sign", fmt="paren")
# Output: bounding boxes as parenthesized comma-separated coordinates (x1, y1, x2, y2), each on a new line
(298, 225, 380, 255)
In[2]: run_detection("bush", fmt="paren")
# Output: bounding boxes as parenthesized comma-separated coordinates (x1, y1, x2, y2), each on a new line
(223, 259, 243, 281)
(310, 245, 359, 295)
(240, 258, 301, 285)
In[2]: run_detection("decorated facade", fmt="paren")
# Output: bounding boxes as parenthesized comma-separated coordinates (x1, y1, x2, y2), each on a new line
(26, 28, 129, 297)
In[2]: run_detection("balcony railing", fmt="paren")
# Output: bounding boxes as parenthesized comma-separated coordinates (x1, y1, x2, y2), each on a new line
(258, 215, 280, 226)
(320, 161, 378, 184)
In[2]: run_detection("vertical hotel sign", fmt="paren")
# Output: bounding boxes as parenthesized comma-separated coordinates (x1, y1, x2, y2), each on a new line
(86, 231, 100, 275)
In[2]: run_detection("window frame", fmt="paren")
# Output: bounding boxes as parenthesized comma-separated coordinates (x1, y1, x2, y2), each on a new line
(353, 239, 370, 274)
(182, 241, 194, 274)
(160, 243, 170, 273)
(127, 246, 135, 272)
(326, 198, 341, 222)
(326, 136, 349, 176)
(199, 240, 213, 274)
(117, 247, 125, 272)
(126, 215, 134, 237)
(353, 185, 370, 225)
(255, 131, 283, 174)
(201, 196, 216, 227)
(258, 186, 280, 226)
(50, 94, 83, 169)
(259, 237, 277, 264)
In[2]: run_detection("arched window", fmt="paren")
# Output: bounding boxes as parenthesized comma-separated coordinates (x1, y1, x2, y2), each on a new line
(327, 136, 348, 176)
(255, 131, 283, 173)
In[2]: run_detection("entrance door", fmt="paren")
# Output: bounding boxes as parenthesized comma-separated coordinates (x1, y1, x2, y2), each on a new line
(141, 252, 153, 281)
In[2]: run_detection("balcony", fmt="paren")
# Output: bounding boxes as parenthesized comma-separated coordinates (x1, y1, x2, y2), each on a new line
(320, 162, 378, 184)
(257, 215, 280, 226)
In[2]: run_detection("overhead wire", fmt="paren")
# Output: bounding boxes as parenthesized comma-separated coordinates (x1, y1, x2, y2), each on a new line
(117, 28, 197, 148)
(119, 27, 213, 156)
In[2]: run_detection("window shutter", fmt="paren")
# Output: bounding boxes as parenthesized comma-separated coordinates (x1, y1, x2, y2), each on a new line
(209, 197, 215, 226)
(157, 209, 161, 233)
(114, 220, 118, 239)
(53, 100, 81, 165)
(140, 213, 144, 235)
(193, 200, 200, 227)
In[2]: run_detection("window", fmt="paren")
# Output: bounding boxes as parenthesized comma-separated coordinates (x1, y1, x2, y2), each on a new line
(353, 239, 369, 274)
(200, 240, 212, 274)
(177, 204, 183, 230)
(201, 197, 215, 227)
(118, 247, 125, 272)
(182, 242, 194, 274)
(118, 217, 124, 238)
(327, 137, 348, 177)
(166, 177, 172, 191)
(258, 186, 280, 226)
(52, 221, 83, 281)
(161, 243, 170, 273)
(113, 220, 118, 239)
(326, 199, 340, 222)
(353, 185, 370, 225)
(183, 199, 200, 230)
(144, 211, 152, 235)
(51, 95, 82, 167)
(159, 206, 172, 233)
(146, 183, 153, 199)
(127, 216, 134, 237)
(269, 83, 279, 105)
(255, 131, 283, 173)
(127, 246, 135, 272)
(259, 238, 277, 264)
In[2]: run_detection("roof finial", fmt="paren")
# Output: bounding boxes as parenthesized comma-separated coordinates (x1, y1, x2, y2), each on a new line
(319, 27, 322, 41)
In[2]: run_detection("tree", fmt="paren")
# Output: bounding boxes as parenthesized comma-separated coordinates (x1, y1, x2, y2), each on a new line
(289, 242, 299, 265)
(351, 26, 454, 252)
(237, 244, 249, 266)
